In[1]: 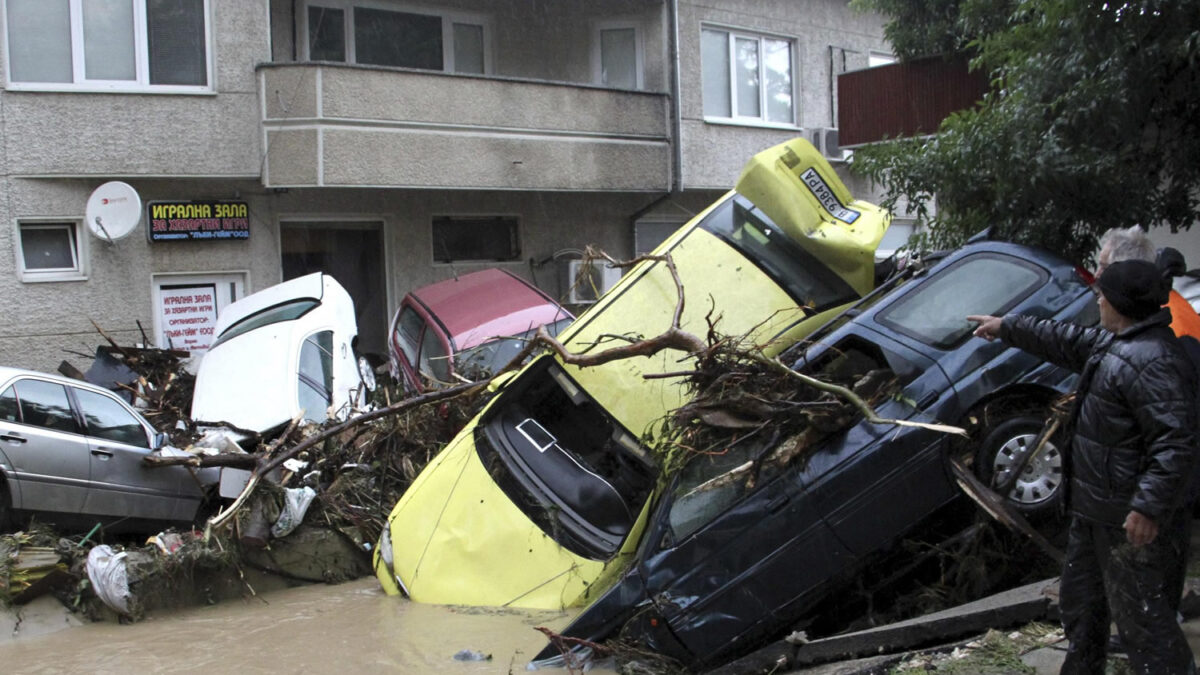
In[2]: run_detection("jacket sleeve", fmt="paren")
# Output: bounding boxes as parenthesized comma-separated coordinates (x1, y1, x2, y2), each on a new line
(998, 314, 1105, 374)
(1127, 352, 1199, 519)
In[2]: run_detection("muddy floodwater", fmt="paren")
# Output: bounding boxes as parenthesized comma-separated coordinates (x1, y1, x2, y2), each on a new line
(0, 578, 616, 674)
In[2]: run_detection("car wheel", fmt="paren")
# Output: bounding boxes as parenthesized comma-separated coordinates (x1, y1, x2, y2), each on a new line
(975, 416, 1064, 515)
(357, 355, 377, 392)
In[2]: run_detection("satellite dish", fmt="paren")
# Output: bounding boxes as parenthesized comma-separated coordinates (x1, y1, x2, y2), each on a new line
(85, 181, 142, 243)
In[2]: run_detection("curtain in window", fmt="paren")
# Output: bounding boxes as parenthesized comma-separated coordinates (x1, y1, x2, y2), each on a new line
(6, 0, 72, 83)
(600, 28, 636, 88)
(147, 0, 207, 85)
(701, 29, 731, 117)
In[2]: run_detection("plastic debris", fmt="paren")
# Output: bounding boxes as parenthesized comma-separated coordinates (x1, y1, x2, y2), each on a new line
(272, 486, 318, 538)
(86, 545, 132, 615)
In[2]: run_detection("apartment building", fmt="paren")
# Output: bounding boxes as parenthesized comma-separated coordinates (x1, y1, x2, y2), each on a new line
(0, 0, 892, 371)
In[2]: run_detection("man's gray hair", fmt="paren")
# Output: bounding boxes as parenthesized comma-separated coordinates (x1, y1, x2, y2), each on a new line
(1099, 226, 1156, 263)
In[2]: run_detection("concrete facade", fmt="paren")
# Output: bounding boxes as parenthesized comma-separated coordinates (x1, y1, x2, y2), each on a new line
(1, 0, 893, 372)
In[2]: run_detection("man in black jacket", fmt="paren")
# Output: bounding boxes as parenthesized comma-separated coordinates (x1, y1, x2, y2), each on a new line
(969, 259, 1197, 674)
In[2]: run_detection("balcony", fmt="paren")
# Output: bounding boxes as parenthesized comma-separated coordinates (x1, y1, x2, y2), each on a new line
(258, 63, 671, 191)
(837, 54, 988, 147)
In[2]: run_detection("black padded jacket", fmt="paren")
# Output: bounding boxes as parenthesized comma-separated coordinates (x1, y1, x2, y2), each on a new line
(1000, 309, 1198, 526)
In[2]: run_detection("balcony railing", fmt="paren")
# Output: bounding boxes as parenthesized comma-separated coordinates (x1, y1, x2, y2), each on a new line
(259, 63, 671, 191)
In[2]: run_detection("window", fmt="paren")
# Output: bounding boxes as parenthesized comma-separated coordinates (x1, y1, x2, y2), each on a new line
(4, 0, 211, 92)
(304, 1, 487, 74)
(431, 216, 519, 262)
(700, 196, 858, 312)
(298, 330, 334, 423)
(878, 254, 1047, 349)
(594, 22, 642, 89)
(702, 26, 794, 124)
(12, 380, 79, 434)
(74, 388, 148, 447)
(212, 299, 319, 349)
(15, 221, 87, 282)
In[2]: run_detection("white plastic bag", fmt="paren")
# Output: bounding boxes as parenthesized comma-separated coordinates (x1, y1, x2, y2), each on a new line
(271, 486, 317, 538)
(86, 545, 131, 615)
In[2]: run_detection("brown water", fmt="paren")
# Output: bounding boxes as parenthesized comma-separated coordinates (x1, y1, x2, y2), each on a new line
(0, 578, 607, 674)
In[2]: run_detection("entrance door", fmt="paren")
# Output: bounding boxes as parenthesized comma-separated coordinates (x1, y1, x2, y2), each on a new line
(280, 221, 387, 358)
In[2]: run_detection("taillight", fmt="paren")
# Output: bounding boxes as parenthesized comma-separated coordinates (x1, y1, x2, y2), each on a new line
(1075, 265, 1096, 286)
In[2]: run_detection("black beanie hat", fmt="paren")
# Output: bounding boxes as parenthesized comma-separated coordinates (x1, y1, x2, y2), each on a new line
(1097, 259, 1169, 321)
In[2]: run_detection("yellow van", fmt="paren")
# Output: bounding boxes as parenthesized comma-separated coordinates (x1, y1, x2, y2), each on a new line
(374, 138, 890, 610)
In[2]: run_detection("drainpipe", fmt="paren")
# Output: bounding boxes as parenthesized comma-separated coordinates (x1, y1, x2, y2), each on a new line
(669, 0, 683, 193)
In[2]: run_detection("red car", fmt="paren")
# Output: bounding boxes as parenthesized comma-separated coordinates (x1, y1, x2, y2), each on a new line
(387, 269, 574, 392)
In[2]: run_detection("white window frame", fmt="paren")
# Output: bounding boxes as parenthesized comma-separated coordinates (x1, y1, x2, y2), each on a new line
(14, 218, 89, 283)
(592, 19, 644, 90)
(702, 25, 798, 128)
(1, 0, 214, 94)
(300, 0, 491, 74)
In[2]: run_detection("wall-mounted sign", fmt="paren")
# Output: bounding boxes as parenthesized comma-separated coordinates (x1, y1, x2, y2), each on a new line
(148, 201, 250, 241)
(158, 284, 218, 354)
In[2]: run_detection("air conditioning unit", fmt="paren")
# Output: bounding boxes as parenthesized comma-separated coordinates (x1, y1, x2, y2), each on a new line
(566, 259, 623, 304)
(809, 127, 847, 161)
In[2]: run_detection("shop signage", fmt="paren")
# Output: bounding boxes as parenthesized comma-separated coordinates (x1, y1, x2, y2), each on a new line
(148, 200, 250, 241)
(158, 285, 218, 354)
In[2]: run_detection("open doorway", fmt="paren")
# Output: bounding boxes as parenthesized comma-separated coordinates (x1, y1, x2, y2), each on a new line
(280, 220, 387, 358)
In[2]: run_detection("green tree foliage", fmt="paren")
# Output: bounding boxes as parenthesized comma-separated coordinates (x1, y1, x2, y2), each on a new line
(849, 0, 1200, 263)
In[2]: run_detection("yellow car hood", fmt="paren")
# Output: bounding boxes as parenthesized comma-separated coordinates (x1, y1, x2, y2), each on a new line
(375, 429, 626, 610)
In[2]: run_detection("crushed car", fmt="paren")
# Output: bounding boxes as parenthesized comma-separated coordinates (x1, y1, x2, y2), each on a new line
(191, 272, 374, 436)
(387, 268, 573, 392)
(373, 137, 892, 609)
(0, 367, 216, 533)
(530, 237, 1096, 670)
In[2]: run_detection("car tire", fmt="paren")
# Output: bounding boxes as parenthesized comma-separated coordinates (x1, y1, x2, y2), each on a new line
(975, 416, 1064, 516)
(0, 478, 13, 533)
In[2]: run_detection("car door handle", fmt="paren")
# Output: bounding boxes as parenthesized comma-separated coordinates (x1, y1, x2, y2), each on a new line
(0, 433, 26, 443)
(767, 493, 791, 514)
(91, 449, 114, 459)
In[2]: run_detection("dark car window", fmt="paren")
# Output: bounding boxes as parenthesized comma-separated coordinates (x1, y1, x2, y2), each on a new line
(298, 330, 334, 422)
(212, 298, 320, 349)
(878, 254, 1047, 349)
(12, 379, 79, 433)
(0, 386, 18, 422)
(74, 388, 148, 447)
(419, 324, 451, 384)
(395, 306, 424, 366)
(701, 195, 859, 312)
(478, 360, 655, 558)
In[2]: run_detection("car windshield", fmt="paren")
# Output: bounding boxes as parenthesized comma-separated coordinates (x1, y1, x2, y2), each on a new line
(211, 299, 319, 349)
(476, 358, 656, 559)
(701, 195, 859, 313)
(455, 317, 573, 381)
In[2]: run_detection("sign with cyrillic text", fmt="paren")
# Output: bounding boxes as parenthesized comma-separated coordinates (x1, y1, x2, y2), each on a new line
(148, 201, 250, 241)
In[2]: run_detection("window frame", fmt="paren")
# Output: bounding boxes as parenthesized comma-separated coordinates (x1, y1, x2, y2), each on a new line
(300, 0, 491, 74)
(701, 24, 798, 128)
(14, 219, 89, 283)
(2, 0, 214, 94)
(592, 19, 644, 90)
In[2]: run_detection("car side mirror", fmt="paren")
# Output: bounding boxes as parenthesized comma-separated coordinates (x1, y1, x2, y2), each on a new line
(153, 431, 170, 450)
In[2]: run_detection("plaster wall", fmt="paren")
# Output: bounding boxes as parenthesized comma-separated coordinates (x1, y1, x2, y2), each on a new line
(0, 1, 269, 179)
(676, 0, 889, 189)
